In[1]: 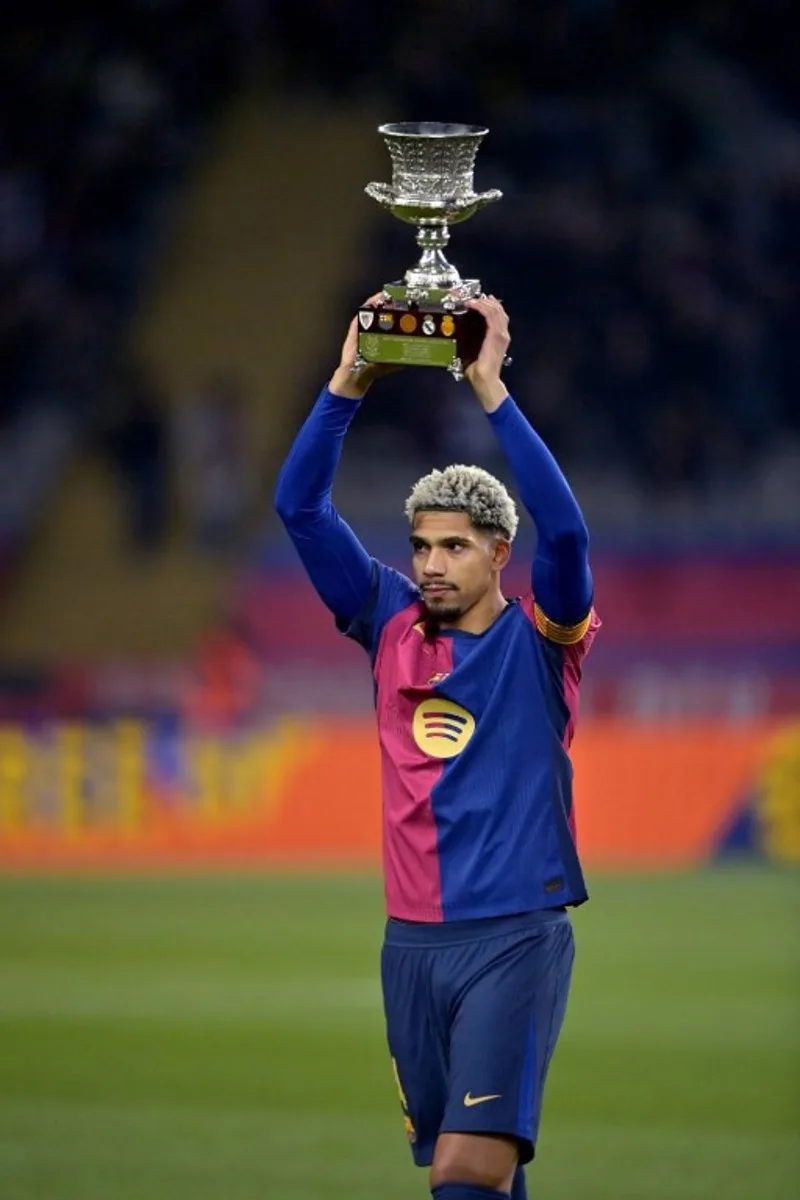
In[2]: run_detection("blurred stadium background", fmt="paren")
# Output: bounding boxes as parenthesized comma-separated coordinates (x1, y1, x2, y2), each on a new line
(0, 2, 797, 1198)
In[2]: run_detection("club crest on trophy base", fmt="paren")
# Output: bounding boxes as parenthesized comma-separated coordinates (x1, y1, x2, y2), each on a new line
(355, 122, 502, 382)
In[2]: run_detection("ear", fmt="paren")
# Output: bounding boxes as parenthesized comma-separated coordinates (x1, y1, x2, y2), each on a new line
(492, 538, 511, 571)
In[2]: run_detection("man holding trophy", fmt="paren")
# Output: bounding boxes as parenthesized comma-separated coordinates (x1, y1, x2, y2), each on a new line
(275, 124, 599, 1200)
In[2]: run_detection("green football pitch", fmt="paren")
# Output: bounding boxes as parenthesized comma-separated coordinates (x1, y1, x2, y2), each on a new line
(0, 868, 797, 1199)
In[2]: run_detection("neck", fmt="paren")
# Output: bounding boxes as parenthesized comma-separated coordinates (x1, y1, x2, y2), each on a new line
(439, 586, 508, 635)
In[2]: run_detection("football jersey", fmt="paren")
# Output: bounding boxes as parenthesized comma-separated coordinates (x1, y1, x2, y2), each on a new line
(339, 561, 600, 922)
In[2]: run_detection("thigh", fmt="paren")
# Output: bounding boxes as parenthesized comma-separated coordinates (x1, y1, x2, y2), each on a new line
(440, 917, 575, 1164)
(381, 941, 448, 1167)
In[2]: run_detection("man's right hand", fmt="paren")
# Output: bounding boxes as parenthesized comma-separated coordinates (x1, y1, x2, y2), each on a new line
(329, 294, 401, 399)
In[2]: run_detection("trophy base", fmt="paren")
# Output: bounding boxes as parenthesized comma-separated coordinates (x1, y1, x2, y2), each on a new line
(356, 287, 486, 382)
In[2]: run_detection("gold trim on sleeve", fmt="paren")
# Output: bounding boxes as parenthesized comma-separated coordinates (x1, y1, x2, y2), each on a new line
(534, 604, 593, 645)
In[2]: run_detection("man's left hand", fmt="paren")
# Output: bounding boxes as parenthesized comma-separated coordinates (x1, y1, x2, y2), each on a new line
(463, 295, 511, 412)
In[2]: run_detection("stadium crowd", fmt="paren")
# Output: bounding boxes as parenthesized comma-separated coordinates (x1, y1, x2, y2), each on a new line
(0, 1, 263, 563)
(283, 0, 800, 524)
(1, 1, 797, 556)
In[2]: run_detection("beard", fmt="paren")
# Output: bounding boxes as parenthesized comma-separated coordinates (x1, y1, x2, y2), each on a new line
(421, 592, 462, 636)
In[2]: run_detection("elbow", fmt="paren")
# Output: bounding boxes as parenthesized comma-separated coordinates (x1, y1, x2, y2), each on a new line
(274, 466, 302, 525)
(274, 472, 325, 531)
(549, 514, 590, 558)
(273, 479, 295, 525)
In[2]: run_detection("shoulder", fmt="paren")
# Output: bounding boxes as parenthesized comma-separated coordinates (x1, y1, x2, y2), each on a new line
(372, 560, 421, 618)
(337, 559, 421, 655)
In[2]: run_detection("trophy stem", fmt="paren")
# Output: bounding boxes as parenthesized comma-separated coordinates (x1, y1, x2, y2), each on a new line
(417, 225, 450, 251)
(405, 225, 462, 294)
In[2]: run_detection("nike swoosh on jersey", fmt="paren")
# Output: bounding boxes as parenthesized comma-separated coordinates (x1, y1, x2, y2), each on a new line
(463, 1092, 502, 1107)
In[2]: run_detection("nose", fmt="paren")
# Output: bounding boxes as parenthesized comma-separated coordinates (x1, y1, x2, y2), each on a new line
(423, 547, 447, 577)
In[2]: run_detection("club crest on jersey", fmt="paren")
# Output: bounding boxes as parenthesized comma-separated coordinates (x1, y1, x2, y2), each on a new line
(412, 697, 475, 759)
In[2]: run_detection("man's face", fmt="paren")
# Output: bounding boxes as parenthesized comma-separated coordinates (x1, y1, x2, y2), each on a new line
(410, 510, 509, 622)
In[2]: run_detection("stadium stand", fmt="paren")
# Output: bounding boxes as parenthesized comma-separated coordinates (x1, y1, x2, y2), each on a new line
(0, 0, 797, 711)
(280, 0, 800, 545)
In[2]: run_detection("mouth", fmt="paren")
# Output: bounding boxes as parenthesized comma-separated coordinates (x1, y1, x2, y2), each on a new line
(422, 585, 456, 597)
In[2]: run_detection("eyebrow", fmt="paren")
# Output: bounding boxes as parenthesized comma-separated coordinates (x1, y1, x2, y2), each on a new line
(409, 534, 473, 547)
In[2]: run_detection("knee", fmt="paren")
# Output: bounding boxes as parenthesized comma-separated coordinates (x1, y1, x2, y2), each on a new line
(431, 1161, 506, 1190)
(430, 1135, 517, 1194)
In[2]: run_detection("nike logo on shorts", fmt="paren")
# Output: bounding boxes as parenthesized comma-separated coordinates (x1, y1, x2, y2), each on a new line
(463, 1091, 502, 1107)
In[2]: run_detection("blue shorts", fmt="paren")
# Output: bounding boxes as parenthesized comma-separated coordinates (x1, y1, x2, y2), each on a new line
(381, 909, 574, 1166)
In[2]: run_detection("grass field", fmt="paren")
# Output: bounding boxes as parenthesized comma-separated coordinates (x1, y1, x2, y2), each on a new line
(0, 868, 797, 1199)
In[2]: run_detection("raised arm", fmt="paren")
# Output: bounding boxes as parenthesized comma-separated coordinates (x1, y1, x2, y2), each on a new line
(274, 298, 397, 625)
(464, 296, 593, 629)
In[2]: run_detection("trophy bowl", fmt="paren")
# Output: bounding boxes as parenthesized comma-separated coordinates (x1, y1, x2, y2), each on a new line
(364, 181, 502, 228)
(365, 121, 502, 227)
(358, 121, 503, 380)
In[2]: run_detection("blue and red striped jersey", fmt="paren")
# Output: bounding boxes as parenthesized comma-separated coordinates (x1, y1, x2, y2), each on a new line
(275, 384, 600, 925)
(340, 561, 600, 922)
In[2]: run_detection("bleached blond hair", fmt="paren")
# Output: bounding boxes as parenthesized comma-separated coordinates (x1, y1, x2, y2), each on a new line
(404, 464, 519, 541)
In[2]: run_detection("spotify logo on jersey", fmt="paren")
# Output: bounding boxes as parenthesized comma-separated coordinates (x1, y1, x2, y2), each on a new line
(412, 698, 476, 759)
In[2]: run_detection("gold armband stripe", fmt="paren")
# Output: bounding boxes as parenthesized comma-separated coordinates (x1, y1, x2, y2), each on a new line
(534, 604, 593, 645)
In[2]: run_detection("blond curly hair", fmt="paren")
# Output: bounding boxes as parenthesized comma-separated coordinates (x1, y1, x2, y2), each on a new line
(404, 464, 519, 541)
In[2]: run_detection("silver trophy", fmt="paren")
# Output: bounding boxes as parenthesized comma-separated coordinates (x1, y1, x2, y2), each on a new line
(356, 122, 503, 381)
